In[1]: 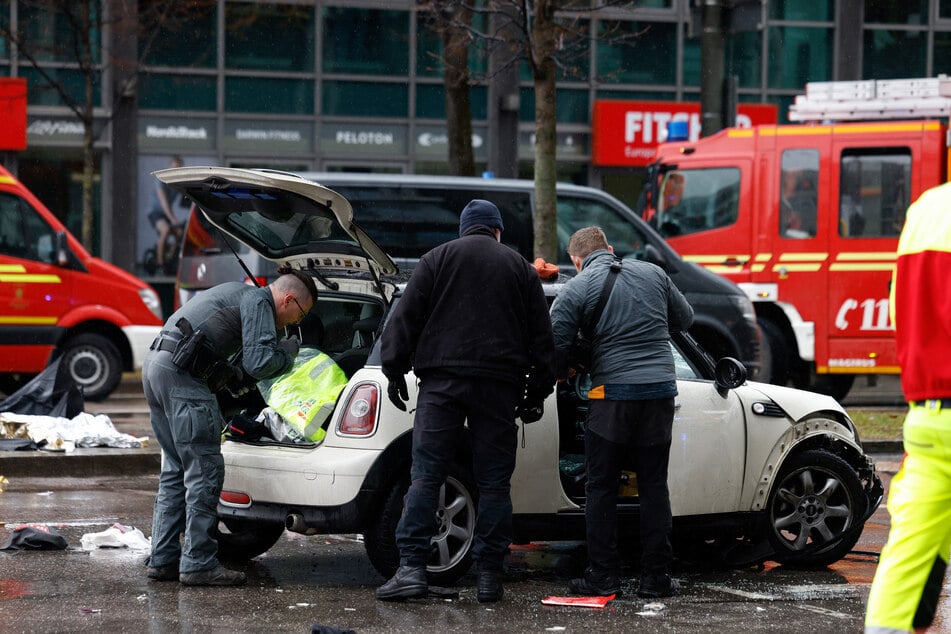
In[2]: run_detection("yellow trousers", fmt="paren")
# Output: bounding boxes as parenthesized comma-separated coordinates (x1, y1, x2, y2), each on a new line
(865, 401, 951, 633)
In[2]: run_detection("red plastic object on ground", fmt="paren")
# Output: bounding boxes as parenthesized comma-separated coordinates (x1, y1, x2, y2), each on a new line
(541, 594, 617, 608)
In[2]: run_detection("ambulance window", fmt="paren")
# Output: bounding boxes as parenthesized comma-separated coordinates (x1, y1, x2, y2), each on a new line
(838, 149, 911, 238)
(556, 196, 647, 265)
(780, 149, 819, 239)
(655, 168, 740, 238)
(0, 194, 56, 263)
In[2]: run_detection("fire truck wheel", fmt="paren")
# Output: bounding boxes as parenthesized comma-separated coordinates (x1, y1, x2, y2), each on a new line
(757, 318, 789, 386)
(59, 333, 122, 402)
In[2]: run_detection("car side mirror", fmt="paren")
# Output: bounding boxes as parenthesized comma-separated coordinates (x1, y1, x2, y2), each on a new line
(714, 357, 747, 393)
(644, 243, 669, 271)
(55, 231, 69, 267)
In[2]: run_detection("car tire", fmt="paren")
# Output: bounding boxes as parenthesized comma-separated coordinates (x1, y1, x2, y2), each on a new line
(757, 318, 789, 386)
(766, 448, 867, 568)
(58, 333, 122, 401)
(215, 518, 285, 561)
(364, 468, 477, 587)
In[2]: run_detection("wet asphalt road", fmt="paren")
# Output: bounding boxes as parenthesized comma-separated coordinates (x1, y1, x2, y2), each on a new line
(4, 453, 949, 634)
(0, 374, 938, 632)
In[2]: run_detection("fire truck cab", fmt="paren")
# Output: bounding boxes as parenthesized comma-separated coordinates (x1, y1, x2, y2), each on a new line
(646, 77, 951, 400)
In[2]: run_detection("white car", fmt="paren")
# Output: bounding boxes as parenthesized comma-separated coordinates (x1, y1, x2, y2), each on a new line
(155, 167, 884, 585)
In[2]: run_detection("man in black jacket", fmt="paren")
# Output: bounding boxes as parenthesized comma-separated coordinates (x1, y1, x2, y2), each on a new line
(377, 199, 556, 603)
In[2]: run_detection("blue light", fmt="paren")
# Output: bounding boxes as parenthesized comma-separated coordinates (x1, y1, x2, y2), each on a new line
(666, 120, 689, 142)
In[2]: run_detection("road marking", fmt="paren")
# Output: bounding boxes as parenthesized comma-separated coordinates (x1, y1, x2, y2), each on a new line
(706, 584, 777, 600)
(801, 605, 853, 620)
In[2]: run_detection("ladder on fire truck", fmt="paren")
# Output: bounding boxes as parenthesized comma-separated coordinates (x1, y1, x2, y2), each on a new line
(788, 75, 951, 122)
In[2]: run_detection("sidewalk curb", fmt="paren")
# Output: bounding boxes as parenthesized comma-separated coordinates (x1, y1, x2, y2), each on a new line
(1, 448, 161, 479)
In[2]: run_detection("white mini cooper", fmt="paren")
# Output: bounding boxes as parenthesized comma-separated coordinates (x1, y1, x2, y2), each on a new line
(156, 167, 883, 585)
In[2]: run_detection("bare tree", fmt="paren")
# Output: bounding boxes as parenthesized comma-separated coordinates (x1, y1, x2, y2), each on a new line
(0, 0, 214, 252)
(420, 0, 631, 262)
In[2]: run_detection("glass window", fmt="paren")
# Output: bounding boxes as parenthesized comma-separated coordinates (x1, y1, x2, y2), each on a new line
(654, 168, 741, 238)
(839, 149, 910, 238)
(518, 87, 590, 123)
(942, 0, 951, 19)
(865, 2, 928, 25)
(0, 193, 56, 263)
(936, 32, 951, 75)
(21, 67, 101, 107)
(727, 30, 762, 89)
(416, 84, 487, 120)
(767, 26, 833, 89)
(555, 196, 649, 266)
(780, 149, 819, 239)
(225, 77, 313, 114)
(322, 81, 406, 117)
(416, 13, 488, 78)
(864, 29, 927, 79)
(769, 1, 833, 21)
(139, 74, 217, 111)
(322, 7, 408, 76)
(18, 3, 101, 64)
(597, 20, 677, 85)
(225, 3, 314, 72)
(138, 1, 216, 68)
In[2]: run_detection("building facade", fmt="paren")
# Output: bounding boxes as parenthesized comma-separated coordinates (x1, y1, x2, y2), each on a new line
(2, 0, 950, 278)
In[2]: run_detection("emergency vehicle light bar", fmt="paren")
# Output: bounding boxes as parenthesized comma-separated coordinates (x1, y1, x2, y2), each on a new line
(789, 75, 951, 122)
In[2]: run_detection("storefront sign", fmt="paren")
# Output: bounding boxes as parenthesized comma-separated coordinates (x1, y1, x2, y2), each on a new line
(592, 100, 778, 167)
(517, 131, 589, 160)
(223, 120, 314, 155)
(139, 117, 216, 152)
(27, 115, 108, 147)
(320, 123, 407, 156)
(414, 125, 487, 159)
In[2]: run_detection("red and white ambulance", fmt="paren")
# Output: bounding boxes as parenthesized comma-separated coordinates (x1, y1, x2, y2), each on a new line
(0, 165, 163, 400)
(644, 76, 951, 399)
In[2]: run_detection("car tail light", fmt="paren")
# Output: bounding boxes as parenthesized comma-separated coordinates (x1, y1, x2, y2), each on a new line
(220, 491, 252, 508)
(338, 382, 380, 436)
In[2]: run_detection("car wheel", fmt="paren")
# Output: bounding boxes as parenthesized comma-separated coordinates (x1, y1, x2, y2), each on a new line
(757, 318, 789, 386)
(59, 333, 122, 401)
(766, 448, 867, 568)
(215, 519, 285, 561)
(364, 469, 477, 587)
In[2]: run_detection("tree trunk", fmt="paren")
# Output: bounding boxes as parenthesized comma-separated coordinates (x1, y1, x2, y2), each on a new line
(442, 4, 475, 176)
(532, 0, 559, 262)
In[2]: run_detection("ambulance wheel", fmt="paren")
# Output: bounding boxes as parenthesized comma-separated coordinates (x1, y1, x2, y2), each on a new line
(757, 318, 789, 386)
(365, 468, 477, 586)
(59, 333, 122, 401)
(215, 519, 285, 561)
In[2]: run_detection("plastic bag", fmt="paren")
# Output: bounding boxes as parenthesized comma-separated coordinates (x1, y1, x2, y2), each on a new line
(256, 347, 348, 443)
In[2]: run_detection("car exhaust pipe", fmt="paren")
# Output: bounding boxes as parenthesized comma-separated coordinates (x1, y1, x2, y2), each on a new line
(285, 513, 317, 535)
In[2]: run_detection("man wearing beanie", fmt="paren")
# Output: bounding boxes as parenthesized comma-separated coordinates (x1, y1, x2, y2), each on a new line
(378, 199, 557, 603)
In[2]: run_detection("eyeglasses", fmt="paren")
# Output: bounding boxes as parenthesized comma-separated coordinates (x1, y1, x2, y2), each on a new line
(290, 295, 307, 324)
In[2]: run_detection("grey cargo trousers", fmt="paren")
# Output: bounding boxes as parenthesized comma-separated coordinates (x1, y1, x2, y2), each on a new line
(142, 348, 226, 574)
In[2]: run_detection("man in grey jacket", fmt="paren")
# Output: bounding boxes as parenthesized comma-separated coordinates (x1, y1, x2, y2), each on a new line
(549, 226, 694, 599)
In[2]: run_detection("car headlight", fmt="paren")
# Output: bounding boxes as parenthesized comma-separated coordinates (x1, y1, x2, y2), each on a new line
(139, 288, 163, 321)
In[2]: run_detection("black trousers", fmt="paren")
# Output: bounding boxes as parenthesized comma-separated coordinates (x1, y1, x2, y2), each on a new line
(395, 375, 521, 571)
(583, 398, 674, 578)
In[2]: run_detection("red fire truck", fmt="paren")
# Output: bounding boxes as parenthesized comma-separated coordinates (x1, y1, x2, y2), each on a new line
(643, 76, 951, 400)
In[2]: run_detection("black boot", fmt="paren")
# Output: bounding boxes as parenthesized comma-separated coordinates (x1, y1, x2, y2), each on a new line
(376, 565, 428, 601)
(636, 572, 679, 598)
(476, 569, 504, 603)
(567, 569, 621, 597)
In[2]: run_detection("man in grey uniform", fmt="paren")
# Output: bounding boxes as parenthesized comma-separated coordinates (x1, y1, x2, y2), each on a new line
(143, 268, 317, 586)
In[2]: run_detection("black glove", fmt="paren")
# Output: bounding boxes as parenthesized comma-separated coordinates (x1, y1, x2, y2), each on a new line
(516, 398, 544, 424)
(278, 335, 300, 359)
(387, 375, 409, 411)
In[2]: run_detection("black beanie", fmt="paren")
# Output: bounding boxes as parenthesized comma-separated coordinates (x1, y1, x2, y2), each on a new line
(458, 199, 504, 237)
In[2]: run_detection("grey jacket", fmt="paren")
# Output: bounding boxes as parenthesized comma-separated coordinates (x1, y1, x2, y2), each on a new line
(549, 250, 694, 388)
